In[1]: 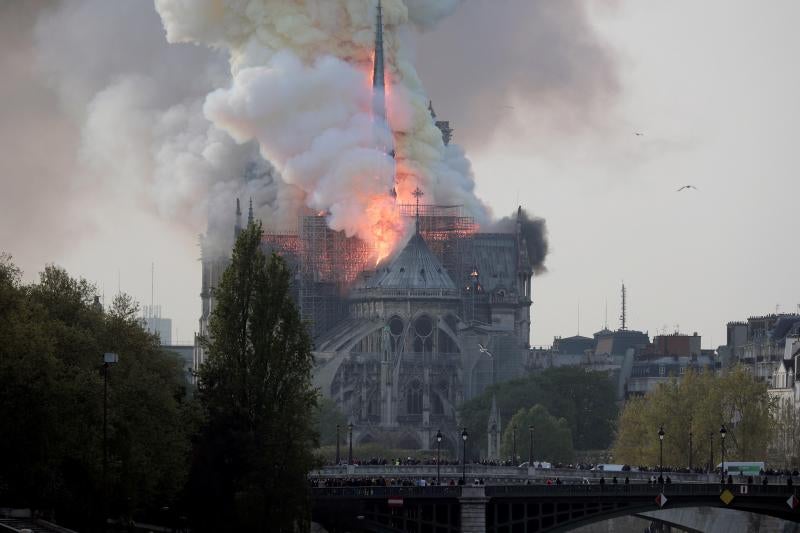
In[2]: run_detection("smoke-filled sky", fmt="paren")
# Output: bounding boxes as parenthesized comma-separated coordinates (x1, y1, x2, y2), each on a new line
(1, 0, 799, 347)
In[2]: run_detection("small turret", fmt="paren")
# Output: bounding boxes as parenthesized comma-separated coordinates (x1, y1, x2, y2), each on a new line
(235, 198, 243, 236)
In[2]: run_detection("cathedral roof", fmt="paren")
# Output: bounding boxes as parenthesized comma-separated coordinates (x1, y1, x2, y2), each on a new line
(353, 232, 458, 298)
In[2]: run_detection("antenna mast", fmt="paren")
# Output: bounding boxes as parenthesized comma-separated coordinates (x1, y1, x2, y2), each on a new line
(620, 282, 627, 331)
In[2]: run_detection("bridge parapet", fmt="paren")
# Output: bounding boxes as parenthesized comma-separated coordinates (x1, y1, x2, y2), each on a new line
(312, 483, 800, 532)
(311, 464, 715, 483)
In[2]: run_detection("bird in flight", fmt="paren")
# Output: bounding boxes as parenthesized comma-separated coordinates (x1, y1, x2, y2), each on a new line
(478, 343, 494, 358)
(634, 132, 644, 136)
(677, 185, 698, 192)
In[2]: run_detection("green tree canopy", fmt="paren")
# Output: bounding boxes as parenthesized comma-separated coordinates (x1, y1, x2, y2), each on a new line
(500, 405, 575, 464)
(189, 222, 317, 532)
(612, 367, 774, 467)
(314, 396, 347, 447)
(0, 255, 192, 531)
(460, 366, 618, 454)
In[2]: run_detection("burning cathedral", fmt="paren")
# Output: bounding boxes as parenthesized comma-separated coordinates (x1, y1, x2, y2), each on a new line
(194, 2, 537, 455)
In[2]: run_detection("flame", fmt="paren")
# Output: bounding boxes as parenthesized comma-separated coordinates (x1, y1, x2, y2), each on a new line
(365, 194, 403, 265)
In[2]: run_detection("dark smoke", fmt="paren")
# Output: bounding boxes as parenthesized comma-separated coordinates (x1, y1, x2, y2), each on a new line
(416, 0, 619, 148)
(492, 209, 549, 274)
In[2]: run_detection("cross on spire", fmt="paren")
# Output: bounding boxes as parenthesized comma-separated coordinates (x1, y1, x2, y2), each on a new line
(412, 186, 424, 234)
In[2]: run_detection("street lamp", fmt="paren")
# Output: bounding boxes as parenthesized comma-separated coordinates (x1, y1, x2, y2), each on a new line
(436, 429, 443, 485)
(658, 425, 665, 484)
(102, 352, 118, 530)
(512, 425, 517, 464)
(708, 432, 714, 474)
(348, 423, 353, 466)
(720, 425, 727, 483)
(335, 424, 341, 465)
(461, 428, 468, 483)
(528, 425, 534, 467)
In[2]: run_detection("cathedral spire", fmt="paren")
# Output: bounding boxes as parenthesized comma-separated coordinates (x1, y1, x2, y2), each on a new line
(235, 198, 243, 236)
(372, 0, 386, 98)
(248, 197, 254, 226)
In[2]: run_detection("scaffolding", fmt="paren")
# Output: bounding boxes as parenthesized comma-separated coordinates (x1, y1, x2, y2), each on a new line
(262, 205, 480, 339)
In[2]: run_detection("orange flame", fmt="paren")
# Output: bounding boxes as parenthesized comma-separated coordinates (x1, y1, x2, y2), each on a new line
(365, 194, 403, 265)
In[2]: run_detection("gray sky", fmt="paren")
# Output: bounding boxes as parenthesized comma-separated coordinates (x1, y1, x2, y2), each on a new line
(1, 0, 798, 347)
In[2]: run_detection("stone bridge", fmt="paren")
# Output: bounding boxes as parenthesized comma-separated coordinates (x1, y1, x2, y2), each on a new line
(311, 464, 715, 484)
(311, 483, 799, 532)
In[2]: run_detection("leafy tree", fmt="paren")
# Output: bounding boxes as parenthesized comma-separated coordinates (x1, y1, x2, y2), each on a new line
(0, 256, 193, 531)
(770, 399, 800, 468)
(460, 367, 618, 454)
(612, 367, 774, 467)
(314, 396, 347, 447)
(500, 405, 575, 464)
(189, 222, 317, 533)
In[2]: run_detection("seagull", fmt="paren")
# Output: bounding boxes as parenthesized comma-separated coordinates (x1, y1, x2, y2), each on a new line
(478, 343, 494, 358)
(677, 185, 698, 192)
(634, 132, 644, 136)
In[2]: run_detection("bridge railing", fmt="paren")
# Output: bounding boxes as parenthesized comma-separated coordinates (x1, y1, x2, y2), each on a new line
(310, 465, 714, 483)
(486, 483, 796, 498)
(313, 485, 461, 498)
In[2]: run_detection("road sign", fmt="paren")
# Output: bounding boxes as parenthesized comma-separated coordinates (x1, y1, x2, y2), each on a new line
(655, 493, 668, 508)
(787, 494, 799, 510)
(720, 489, 735, 505)
(388, 497, 404, 507)
(739, 485, 748, 495)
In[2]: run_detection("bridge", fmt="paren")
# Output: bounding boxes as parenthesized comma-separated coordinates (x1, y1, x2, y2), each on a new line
(311, 483, 800, 532)
(311, 464, 718, 484)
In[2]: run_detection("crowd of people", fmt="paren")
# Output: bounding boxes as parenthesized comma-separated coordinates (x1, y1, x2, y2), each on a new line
(325, 458, 800, 481)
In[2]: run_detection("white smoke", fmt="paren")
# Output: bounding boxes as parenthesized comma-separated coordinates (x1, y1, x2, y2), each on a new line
(32, 0, 304, 255)
(155, 0, 491, 249)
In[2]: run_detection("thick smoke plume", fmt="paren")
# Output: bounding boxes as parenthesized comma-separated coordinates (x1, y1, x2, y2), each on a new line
(492, 209, 549, 274)
(1, 0, 601, 273)
(154, 0, 491, 258)
(416, 0, 619, 147)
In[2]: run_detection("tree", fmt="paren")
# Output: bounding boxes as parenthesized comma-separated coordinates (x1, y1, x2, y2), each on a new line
(500, 405, 574, 464)
(0, 256, 193, 531)
(770, 398, 800, 468)
(459, 367, 618, 454)
(314, 396, 347, 447)
(612, 367, 774, 467)
(189, 222, 317, 532)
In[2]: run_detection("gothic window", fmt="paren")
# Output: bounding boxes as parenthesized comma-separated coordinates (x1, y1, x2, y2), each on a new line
(367, 392, 378, 417)
(412, 315, 434, 353)
(388, 315, 404, 352)
(406, 381, 422, 414)
(431, 392, 444, 415)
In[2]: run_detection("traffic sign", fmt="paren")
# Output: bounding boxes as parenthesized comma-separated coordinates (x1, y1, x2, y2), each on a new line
(787, 494, 799, 510)
(720, 489, 735, 505)
(655, 493, 668, 508)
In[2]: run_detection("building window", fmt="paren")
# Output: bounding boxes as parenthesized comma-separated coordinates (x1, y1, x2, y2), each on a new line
(413, 315, 434, 353)
(407, 381, 422, 414)
(659, 365, 665, 377)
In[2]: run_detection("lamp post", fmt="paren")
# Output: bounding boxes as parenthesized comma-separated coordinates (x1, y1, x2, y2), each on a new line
(528, 425, 534, 467)
(348, 423, 353, 466)
(708, 432, 714, 474)
(720, 425, 727, 483)
(688, 431, 693, 471)
(436, 429, 443, 485)
(658, 425, 665, 484)
(512, 425, 517, 464)
(335, 424, 341, 465)
(102, 352, 118, 531)
(461, 428, 468, 483)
